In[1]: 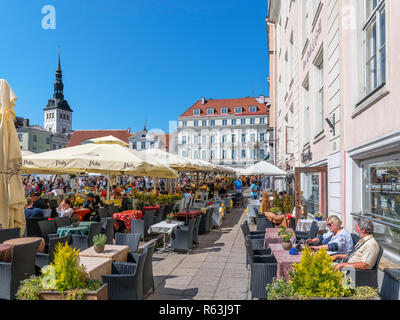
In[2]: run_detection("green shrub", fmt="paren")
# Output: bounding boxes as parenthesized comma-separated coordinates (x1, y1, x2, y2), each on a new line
(266, 277, 297, 300)
(16, 276, 42, 300)
(93, 234, 107, 246)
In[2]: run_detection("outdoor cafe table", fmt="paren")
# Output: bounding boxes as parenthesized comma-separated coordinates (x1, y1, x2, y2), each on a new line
(263, 228, 294, 249)
(79, 256, 113, 280)
(3, 237, 46, 254)
(268, 243, 301, 279)
(74, 209, 91, 221)
(80, 245, 129, 262)
(0, 244, 12, 262)
(113, 210, 143, 231)
(175, 210, 202, 222)
(148, 220, 185, 253)
(57, 221, 97, 237)
(142, 205, 161, 213)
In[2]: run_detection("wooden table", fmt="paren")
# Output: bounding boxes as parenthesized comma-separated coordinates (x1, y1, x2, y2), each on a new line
(3, 237, 45, 253)
(0, 244, 12, 262)
(268, 243, 301, 279)
(79, 245, 129, 262)
(79, 256, 113, 280)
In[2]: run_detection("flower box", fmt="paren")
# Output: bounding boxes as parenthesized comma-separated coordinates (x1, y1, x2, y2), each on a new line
(39, 283, 108, 300)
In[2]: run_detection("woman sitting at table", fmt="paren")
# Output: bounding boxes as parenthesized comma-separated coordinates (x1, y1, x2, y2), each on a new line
(306, 215, 353, 256)
(56, 199, 74, 218)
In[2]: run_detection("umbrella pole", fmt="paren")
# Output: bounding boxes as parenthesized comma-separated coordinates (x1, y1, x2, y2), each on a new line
(107, 173, 110, 205)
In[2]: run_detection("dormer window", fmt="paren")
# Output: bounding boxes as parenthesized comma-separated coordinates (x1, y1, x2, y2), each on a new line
(193, 109, 201, 116)
(249, 106, 257, 112)
(206, 108, 214, 115)
(220, 107, 228, 115)
(235, 107, 243, 114)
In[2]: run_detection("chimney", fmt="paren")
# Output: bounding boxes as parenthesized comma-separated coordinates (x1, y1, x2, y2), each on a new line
(201, 97, 206, 105)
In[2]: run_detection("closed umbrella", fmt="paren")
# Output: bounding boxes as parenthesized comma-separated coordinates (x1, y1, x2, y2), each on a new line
(0, 79, 26, 235)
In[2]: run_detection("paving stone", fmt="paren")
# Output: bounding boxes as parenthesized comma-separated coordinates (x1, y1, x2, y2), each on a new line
(170, 268, 199, 277)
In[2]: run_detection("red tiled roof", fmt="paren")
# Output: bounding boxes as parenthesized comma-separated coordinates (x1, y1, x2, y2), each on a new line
(179, 97, 268, 118)
(67, 130, 132, 147)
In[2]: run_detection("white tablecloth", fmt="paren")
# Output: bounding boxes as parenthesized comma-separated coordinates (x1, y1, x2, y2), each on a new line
(296, 219, 327, 232)
(148, 220, 184, 235)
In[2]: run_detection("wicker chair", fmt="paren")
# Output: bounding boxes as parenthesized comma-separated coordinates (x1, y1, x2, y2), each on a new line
(71, 222, 102, 251)
(342, 245, 384, 289)
(54, 216, 71, 229)
(37, 220, 59, 247)
(102, 247, 148, 300)
(0, 239, 42, 299)
(35, 234, 71, 270)
(100, 218, 114, 244)
(380, 268, 400, 300)
(295, 220, 319, 243)
(192, 214, 202, 248)
(130, 211, 154, 240)
(245, 235, 277, 299)
(115, 233, 141, 253)
(171, 219, 195, 253)
(153, 208, 164, 225)
(142, 240, 157, 295)
(211, 206, 222, 229)
(98, 207, 109, 219)
(25, 217, 48, 237)
(198, 207, 212, 234)
(0, 228, 20, 244)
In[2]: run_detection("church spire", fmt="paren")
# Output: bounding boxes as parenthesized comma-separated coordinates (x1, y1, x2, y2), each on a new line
(54, 48, 64, 100)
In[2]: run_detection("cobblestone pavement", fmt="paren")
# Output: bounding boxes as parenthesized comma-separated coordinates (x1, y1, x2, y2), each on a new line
(145, 190, 252, 300)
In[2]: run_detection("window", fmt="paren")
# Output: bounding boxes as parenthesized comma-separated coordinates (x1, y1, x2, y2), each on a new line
(33, 135, 37, 142)
(210, 120, 215, 126)
(364, 0, 386, 94)
(202, 120, 207, 126)
(241, 118, 246, 125)
(46, 138, 50, 144)
(241, 149, 246, 158)
(66, 114, 69, 120)
(202, 150, 207, 159)
(182, 151, 187, 157)
(202, 136, 206, 144)
(286, 126, 294, 154)
(52, 144, 56, 150)
(222, 134, 227, 144)
(60, 113, 63, 119)
(193, 109, 201, 116)
(182, 121, 187, 127)
(260, 133, 265, 142)
(18, 134, 22, 142)
(249, 106, 257, 113)
(314, 49, 324, 135)
(222, 150, 226, 160)
(194, 120, 199, 127)
(250, 118, 255, 125)
(210, 135, 215, 144)
(132, 142, 137, 149)
(260, 117, 265, 124)
(207, 108, 214, 115)
(220, 108, 228, 115)
(210, 150, 215, 160)
(241, 133, 246, 143)
(141, 141, 146, 149)
(182, 136, 187, 145)
(302, 0, 309, 48)
(260, 149, 265, 159)
(231, 149, 236, 159)
(222, 119, 227, 126)
(235, 107, 243, 114)
(232, 134, 236, 143)
(250, 133, 255, 142)
(32, 146, 37, 153)
(303, 75, 311, 144)
(194, 150, 199, 159)
(194, 135, 199, 145)
(231, 119, 237, 125)
(252, 149, 257, 158)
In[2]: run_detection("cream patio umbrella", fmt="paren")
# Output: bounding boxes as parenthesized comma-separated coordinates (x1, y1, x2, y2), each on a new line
(0, 79, 26, 235)
(86, 135, 129, 147)
(239, 160, 287, 176)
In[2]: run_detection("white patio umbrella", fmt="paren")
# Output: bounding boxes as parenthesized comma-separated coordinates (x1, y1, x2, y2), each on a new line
(240, 160, 287, 176)
(21, 150, 35, 157)
(85, 135, 129, 147)
(0, 79, 26, 234)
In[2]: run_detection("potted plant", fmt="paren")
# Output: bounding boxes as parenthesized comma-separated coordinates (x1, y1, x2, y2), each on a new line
(71, 214, 81, 227)
(93, 234, 107, 253)
(166, 213, 175, 223)
(266, 246, 381, 300)
(16, 242, 107, 300)
(277, 226, 294, 250)
(314, 212, 323, 221)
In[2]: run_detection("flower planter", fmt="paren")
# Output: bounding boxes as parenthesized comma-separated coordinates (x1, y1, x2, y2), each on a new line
(282, 242, 292, 250)
(39, 283, 108, 300)
(94, 244, 105, 253)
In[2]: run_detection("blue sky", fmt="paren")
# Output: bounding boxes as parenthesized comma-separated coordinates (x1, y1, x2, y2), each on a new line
(1, 0, 269, 133)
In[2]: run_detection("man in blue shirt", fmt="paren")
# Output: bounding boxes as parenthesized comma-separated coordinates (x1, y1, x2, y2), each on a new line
(24, 198, 44, 218)
(234, 177, 242, 194)
(250, 180, 258, 200)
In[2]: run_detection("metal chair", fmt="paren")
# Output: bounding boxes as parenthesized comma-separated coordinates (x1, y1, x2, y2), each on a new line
(102, 247, 148, 300)
(115, 233, 141, 253)
(71, 222, 103, 251)
(0, 239, 42, 300)
(0, 228, 20, 244)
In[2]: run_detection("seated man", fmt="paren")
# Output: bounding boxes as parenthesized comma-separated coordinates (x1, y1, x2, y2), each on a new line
(25, 198, 44, 218)
(332, 217, 380, 271)
(30, 192, 48, 209)
(82, 193, 98, 221)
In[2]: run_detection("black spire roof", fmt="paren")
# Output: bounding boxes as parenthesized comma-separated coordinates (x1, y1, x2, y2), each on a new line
(44, 51, 73, 112)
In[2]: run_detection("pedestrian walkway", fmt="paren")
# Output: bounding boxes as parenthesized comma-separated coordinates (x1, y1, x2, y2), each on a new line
(145, 190, 252, 300)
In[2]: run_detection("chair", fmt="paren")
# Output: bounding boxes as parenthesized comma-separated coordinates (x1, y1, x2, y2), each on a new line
(295, 220, 319, 243)
(0, 228, 20, 244)
(351, 233, 361, 247)
(198, 207, 211, 234)
(192, 214, 202, 248)
(153, 207, 164, 225)
(42, 209, 52, 218)
(380, 268, 400, 300)
(100, 218, 114, 245)
(25, 217, 48, 237)
(211, 206, 222, 229)
(0, 239, 42, 300)
(115, 233, 141, 253)
(35, 234, 71, 270)
(255, 214, 274, 230)
(102, 247, 148, 300)
(171, 218, 195, 253)
(241, 222, 270, 267)
(71, 222, 103, 251)
(163, 204, 173, 220)
(142, 239, 157, 295)
(54, 216, 71, 229)
(98, 207, 109, 219)
(48, 199, 58, 209)
(342, 245, 384, 289)
(245, 235, 277, 299)
(130, 211, 154, 241)
(37, 220, 58, 245)
(107, 206, 120, 218)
